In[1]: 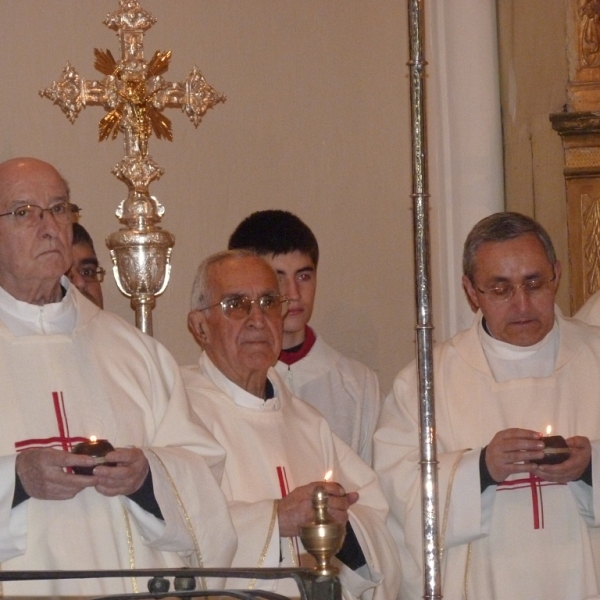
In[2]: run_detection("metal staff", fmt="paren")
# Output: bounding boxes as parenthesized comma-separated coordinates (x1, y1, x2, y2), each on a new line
(407, 0, 442, 598)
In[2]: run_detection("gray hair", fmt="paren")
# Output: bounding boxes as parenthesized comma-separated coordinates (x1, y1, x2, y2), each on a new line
(190, 249, 259, 310)
(463, 212, 557, 281)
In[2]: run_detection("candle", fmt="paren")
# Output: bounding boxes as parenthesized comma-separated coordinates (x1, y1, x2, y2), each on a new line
(534, 425, 570, 465)
(71, 437, 115, 475)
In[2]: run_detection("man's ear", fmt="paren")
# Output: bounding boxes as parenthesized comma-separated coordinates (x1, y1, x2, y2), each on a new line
(188, 310, 208, 346)
(462, 274, 480, 312)
(552, 260, 562, 291)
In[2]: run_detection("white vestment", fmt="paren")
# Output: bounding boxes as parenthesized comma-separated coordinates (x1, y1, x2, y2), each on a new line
(576, 290, 600, 326)
(182, 353, 401, 600)
(275, 331, 382, 465)
(374, 309, 600, 600)
(0, 282, 236, 596)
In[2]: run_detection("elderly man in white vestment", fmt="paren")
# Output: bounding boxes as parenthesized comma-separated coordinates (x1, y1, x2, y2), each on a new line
(181, 250, 401, 600)
(374, 212, 600, 600)
(0, 157, 236, 596)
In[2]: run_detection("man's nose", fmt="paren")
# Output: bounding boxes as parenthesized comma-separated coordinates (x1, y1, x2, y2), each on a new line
(511, 285, 533, 308)
(37, 208, 62, 235)
(245, 301, 267, 326)
(283, 278, 300, 300)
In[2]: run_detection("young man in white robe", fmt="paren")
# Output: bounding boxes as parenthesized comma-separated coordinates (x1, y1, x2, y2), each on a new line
(0, 157, 236, 596)
(182, 250, 401, 600)
(228, 210, 382, 465)
(374, 212, 600, 600)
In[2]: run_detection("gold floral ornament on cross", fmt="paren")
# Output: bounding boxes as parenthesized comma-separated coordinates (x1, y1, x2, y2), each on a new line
(40, 0, 225, 335)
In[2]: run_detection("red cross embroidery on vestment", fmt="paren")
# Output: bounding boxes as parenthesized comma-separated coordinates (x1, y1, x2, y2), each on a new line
(497, 473, 566, 529)
(14, 391, 88, 452)
(276, 465, 301, 559)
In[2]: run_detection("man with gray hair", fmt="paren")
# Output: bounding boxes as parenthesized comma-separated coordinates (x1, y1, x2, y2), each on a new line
(182, 249, 401, 600)
(374, 212, 600, 600)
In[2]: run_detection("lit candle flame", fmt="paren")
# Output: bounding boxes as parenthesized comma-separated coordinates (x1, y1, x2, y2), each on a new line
(90, 435, 97, 443)
(324, 470, 332, 482)
(545, 425, 552, 436)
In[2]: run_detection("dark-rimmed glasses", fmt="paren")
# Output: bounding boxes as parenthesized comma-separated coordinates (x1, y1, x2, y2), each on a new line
(200, 294, 289, 320)
(476, 274, 556, 303)
(0, 202, 80, 228)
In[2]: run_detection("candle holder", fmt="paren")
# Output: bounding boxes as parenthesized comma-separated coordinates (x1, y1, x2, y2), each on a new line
(71, 439, 116, 475)
(299, 486, 346, 577)
(533, 435, 571, 465)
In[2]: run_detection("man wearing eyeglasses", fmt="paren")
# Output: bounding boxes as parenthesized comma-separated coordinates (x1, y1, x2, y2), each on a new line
(374, 212, 600, 600)
(67, 223, 105, 308)
(228, 210, 382, 467)
(0, 157, 236, 596)
(182, 249, 401, 600)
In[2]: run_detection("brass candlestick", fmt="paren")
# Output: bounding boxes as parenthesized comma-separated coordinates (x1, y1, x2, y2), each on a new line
(299, 486, 346, 577)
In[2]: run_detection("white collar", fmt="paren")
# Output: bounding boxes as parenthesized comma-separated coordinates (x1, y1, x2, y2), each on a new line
(199, 352, 280, 410)
(479, 316, 559, 381)
(0, 276, 77, 336)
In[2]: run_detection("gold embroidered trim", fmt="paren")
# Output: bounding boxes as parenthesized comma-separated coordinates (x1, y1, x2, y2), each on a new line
(464, 543, 472, 599)
(288, 537, 298, 567)
(438, 448, 470, 600)
(146, 448, 206, 590)
(439, 449, 469, 559)
(248, 499, 279, 590)
(122, 503, 139, 593)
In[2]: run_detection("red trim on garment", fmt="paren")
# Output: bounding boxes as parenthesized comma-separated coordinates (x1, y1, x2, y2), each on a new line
(279, 326, 316, 365)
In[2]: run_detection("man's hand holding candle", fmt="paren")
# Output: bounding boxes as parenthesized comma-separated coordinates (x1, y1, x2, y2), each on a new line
(534, 436, 592, 483)
(16, 448, 97, 500)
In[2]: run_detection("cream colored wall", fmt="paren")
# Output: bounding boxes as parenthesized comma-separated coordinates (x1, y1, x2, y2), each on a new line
(0, 1, 415, 392)
(497, 0, 570, 313)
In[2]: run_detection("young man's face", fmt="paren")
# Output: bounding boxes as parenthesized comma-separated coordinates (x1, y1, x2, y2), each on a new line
(266, 251, 317, 349)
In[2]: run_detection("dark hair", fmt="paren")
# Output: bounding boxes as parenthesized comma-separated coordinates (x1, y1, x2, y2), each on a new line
(228, 210, 319, 267)
(72, 222, 95, 251)
(463, 212, 557, 280)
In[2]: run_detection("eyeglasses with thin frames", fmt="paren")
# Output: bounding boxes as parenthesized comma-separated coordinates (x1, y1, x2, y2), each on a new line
(74, 266, 106, 283)
(0, 202, 80, 228)
(475, 273, 557, 303)
(199, 294, 290, 320)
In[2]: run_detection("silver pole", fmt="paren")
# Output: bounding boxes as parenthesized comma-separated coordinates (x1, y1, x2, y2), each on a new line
(407, 1, 442, 598)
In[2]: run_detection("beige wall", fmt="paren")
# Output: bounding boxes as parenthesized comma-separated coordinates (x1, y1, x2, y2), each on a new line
(0, 1, 415, 392)
(497, 0, 570, 313)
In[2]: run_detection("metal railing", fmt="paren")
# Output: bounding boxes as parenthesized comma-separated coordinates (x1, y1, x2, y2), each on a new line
(0, 567, 341, 600)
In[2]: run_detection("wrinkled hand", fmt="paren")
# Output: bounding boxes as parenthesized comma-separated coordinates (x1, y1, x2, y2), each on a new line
(93, 447, 149, 497)
(277, 481, 359, 538)
(534, 436, 591, 483)
(16, 448, 97, 500)
(485, 428, 545, 483)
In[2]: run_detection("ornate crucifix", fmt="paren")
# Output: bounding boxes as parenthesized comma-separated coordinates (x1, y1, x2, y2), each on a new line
(40, 0, 225, 335)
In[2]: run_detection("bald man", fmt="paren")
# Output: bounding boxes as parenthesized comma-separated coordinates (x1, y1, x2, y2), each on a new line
(0, 157, 235, 596)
